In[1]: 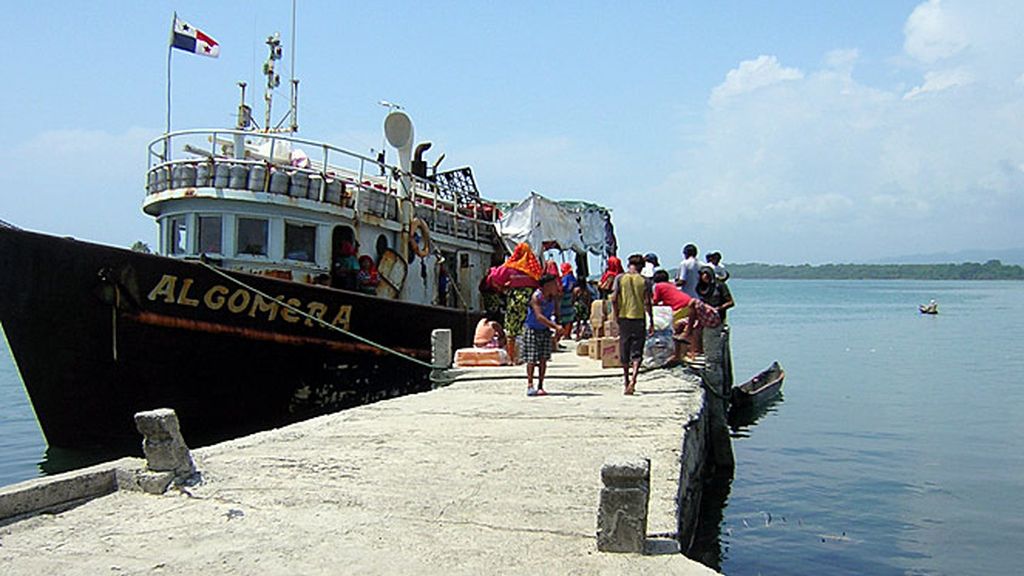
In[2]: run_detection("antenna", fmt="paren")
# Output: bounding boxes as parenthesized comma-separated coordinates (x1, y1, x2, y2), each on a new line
(262, 33, 282, 133)
(289, 0, 298, 132)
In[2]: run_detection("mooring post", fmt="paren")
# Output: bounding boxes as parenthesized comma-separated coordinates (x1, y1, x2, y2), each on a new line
(702, 325, 735, 470)
(133, 408, 196, 494)
(596, 455, 650, 553)
(431, 328, 452, 369)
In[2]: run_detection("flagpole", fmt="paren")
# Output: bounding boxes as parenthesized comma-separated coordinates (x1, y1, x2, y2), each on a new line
(166, 46, 172, 134)
(165, 12, 175, 159)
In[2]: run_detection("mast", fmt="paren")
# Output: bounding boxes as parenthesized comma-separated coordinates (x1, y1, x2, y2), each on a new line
(289, 0, 298, 133)
(262, 33, 282, 133)
(259, 29, 299, 134)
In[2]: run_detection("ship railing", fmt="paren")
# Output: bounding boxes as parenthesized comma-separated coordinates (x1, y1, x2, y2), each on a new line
(406, 171, 499, 245)
(146, 130, 499, 243)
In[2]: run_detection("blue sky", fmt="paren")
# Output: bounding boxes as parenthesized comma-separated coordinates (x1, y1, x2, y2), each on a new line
(2, 1, 1022, 264)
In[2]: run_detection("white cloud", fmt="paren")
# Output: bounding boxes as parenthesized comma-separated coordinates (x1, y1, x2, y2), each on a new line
(903, 67, 974, 99)
(649, 2, 1024, 263)
(904, 0, 968, 63)
(824, 49, 859, 73)
(710, 55, 804, 106)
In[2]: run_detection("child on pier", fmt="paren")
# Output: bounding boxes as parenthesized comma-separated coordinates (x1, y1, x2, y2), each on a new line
(524, 274, 561, 396)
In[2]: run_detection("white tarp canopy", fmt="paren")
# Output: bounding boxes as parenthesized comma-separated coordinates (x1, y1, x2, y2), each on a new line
(495, 192, 615, 256)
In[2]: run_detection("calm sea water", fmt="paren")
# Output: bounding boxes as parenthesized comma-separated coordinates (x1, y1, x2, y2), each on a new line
(692, 279, 1024, 575)
(3, 280, 1023, 574)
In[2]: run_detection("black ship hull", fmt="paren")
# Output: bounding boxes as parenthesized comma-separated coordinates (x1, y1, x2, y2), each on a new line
(0, 227, 477, 448)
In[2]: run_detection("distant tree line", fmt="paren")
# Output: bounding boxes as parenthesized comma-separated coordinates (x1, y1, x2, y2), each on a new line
(725, 260, 1024, 280)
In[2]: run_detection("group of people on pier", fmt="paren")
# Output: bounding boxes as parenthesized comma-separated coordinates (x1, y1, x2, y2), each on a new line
(476, 242, 734, 397)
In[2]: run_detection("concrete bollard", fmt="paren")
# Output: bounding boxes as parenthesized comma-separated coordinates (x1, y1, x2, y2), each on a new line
(431, 328, 453, 369)
(596, 455, 650, 553)
(133, 408, 196, 494)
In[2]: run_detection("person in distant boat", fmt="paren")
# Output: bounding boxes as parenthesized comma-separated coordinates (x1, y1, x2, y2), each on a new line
(524, 274, 562, 396)
(675, 243, 700, 298)
(474, 310, 507, 349)
(613, 254, 653, 395)
(598, 255, 623, 299)
(356, 255, 379, 295)
(706, 251, 729, 281)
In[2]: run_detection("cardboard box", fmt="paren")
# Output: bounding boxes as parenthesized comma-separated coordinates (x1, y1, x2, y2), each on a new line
(603, 319, 620, 338)
(590, 299, 608, 324)
(600, 336, 622, 369)
(576, 340, 590, 356)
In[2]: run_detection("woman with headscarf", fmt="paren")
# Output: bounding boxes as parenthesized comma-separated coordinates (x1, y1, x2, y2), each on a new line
(597, 255, 623, 299)
(496, 243, 541, 363)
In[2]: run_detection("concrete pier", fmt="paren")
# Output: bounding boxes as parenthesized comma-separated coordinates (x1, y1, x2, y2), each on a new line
(0, 344, 720, 575)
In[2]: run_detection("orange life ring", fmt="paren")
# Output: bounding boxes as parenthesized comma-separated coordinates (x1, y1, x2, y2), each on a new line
(409, 217, 431, 258)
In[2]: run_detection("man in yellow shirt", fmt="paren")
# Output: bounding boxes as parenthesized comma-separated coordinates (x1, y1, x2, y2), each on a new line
(612, 254, 653, 395)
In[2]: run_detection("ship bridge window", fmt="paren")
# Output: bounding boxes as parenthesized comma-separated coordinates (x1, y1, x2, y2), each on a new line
(285, 222, 317, 262)
(237, 217, 268, 256)
(168, 216, 187, 255)
(198, 215, 223, 255)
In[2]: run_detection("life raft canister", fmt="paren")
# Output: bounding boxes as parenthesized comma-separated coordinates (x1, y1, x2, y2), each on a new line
(409, 217, 431, 258)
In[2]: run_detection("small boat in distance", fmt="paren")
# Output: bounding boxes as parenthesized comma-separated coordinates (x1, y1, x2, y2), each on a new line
(920, 300, 939, 314)
(730, 361, 785, 409)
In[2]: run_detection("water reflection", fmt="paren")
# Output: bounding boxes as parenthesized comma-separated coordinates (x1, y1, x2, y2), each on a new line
(728, 392, 784, 438)
(687, 393, 785, 570)
(38, 443, 141, 477)
(686, 470, 733, 571)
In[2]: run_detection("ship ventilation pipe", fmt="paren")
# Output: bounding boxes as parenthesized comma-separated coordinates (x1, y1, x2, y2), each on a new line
(412, 141, 432, 179)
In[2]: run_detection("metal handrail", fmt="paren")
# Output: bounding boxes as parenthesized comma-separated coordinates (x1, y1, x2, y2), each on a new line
(145, 129, 500, 241)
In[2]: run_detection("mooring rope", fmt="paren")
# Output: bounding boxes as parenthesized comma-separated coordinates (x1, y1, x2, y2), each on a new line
(197, 261, 442, 377)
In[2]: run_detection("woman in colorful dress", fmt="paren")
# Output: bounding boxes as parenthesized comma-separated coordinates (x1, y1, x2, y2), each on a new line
(494, 243, 542, 363)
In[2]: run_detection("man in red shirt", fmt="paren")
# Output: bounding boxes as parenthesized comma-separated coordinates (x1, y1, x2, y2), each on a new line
(651, 269, 693, 358)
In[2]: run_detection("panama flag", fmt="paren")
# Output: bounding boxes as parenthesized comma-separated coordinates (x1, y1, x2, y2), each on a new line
(171, 15, 220, 58)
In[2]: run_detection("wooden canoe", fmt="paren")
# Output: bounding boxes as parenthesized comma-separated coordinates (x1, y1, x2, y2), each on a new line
(730, 361, 785, 408)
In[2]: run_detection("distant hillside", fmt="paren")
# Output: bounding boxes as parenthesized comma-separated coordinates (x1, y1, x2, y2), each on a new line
(727, 260, 1024, 280)
(871, 248, 1024, 266)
